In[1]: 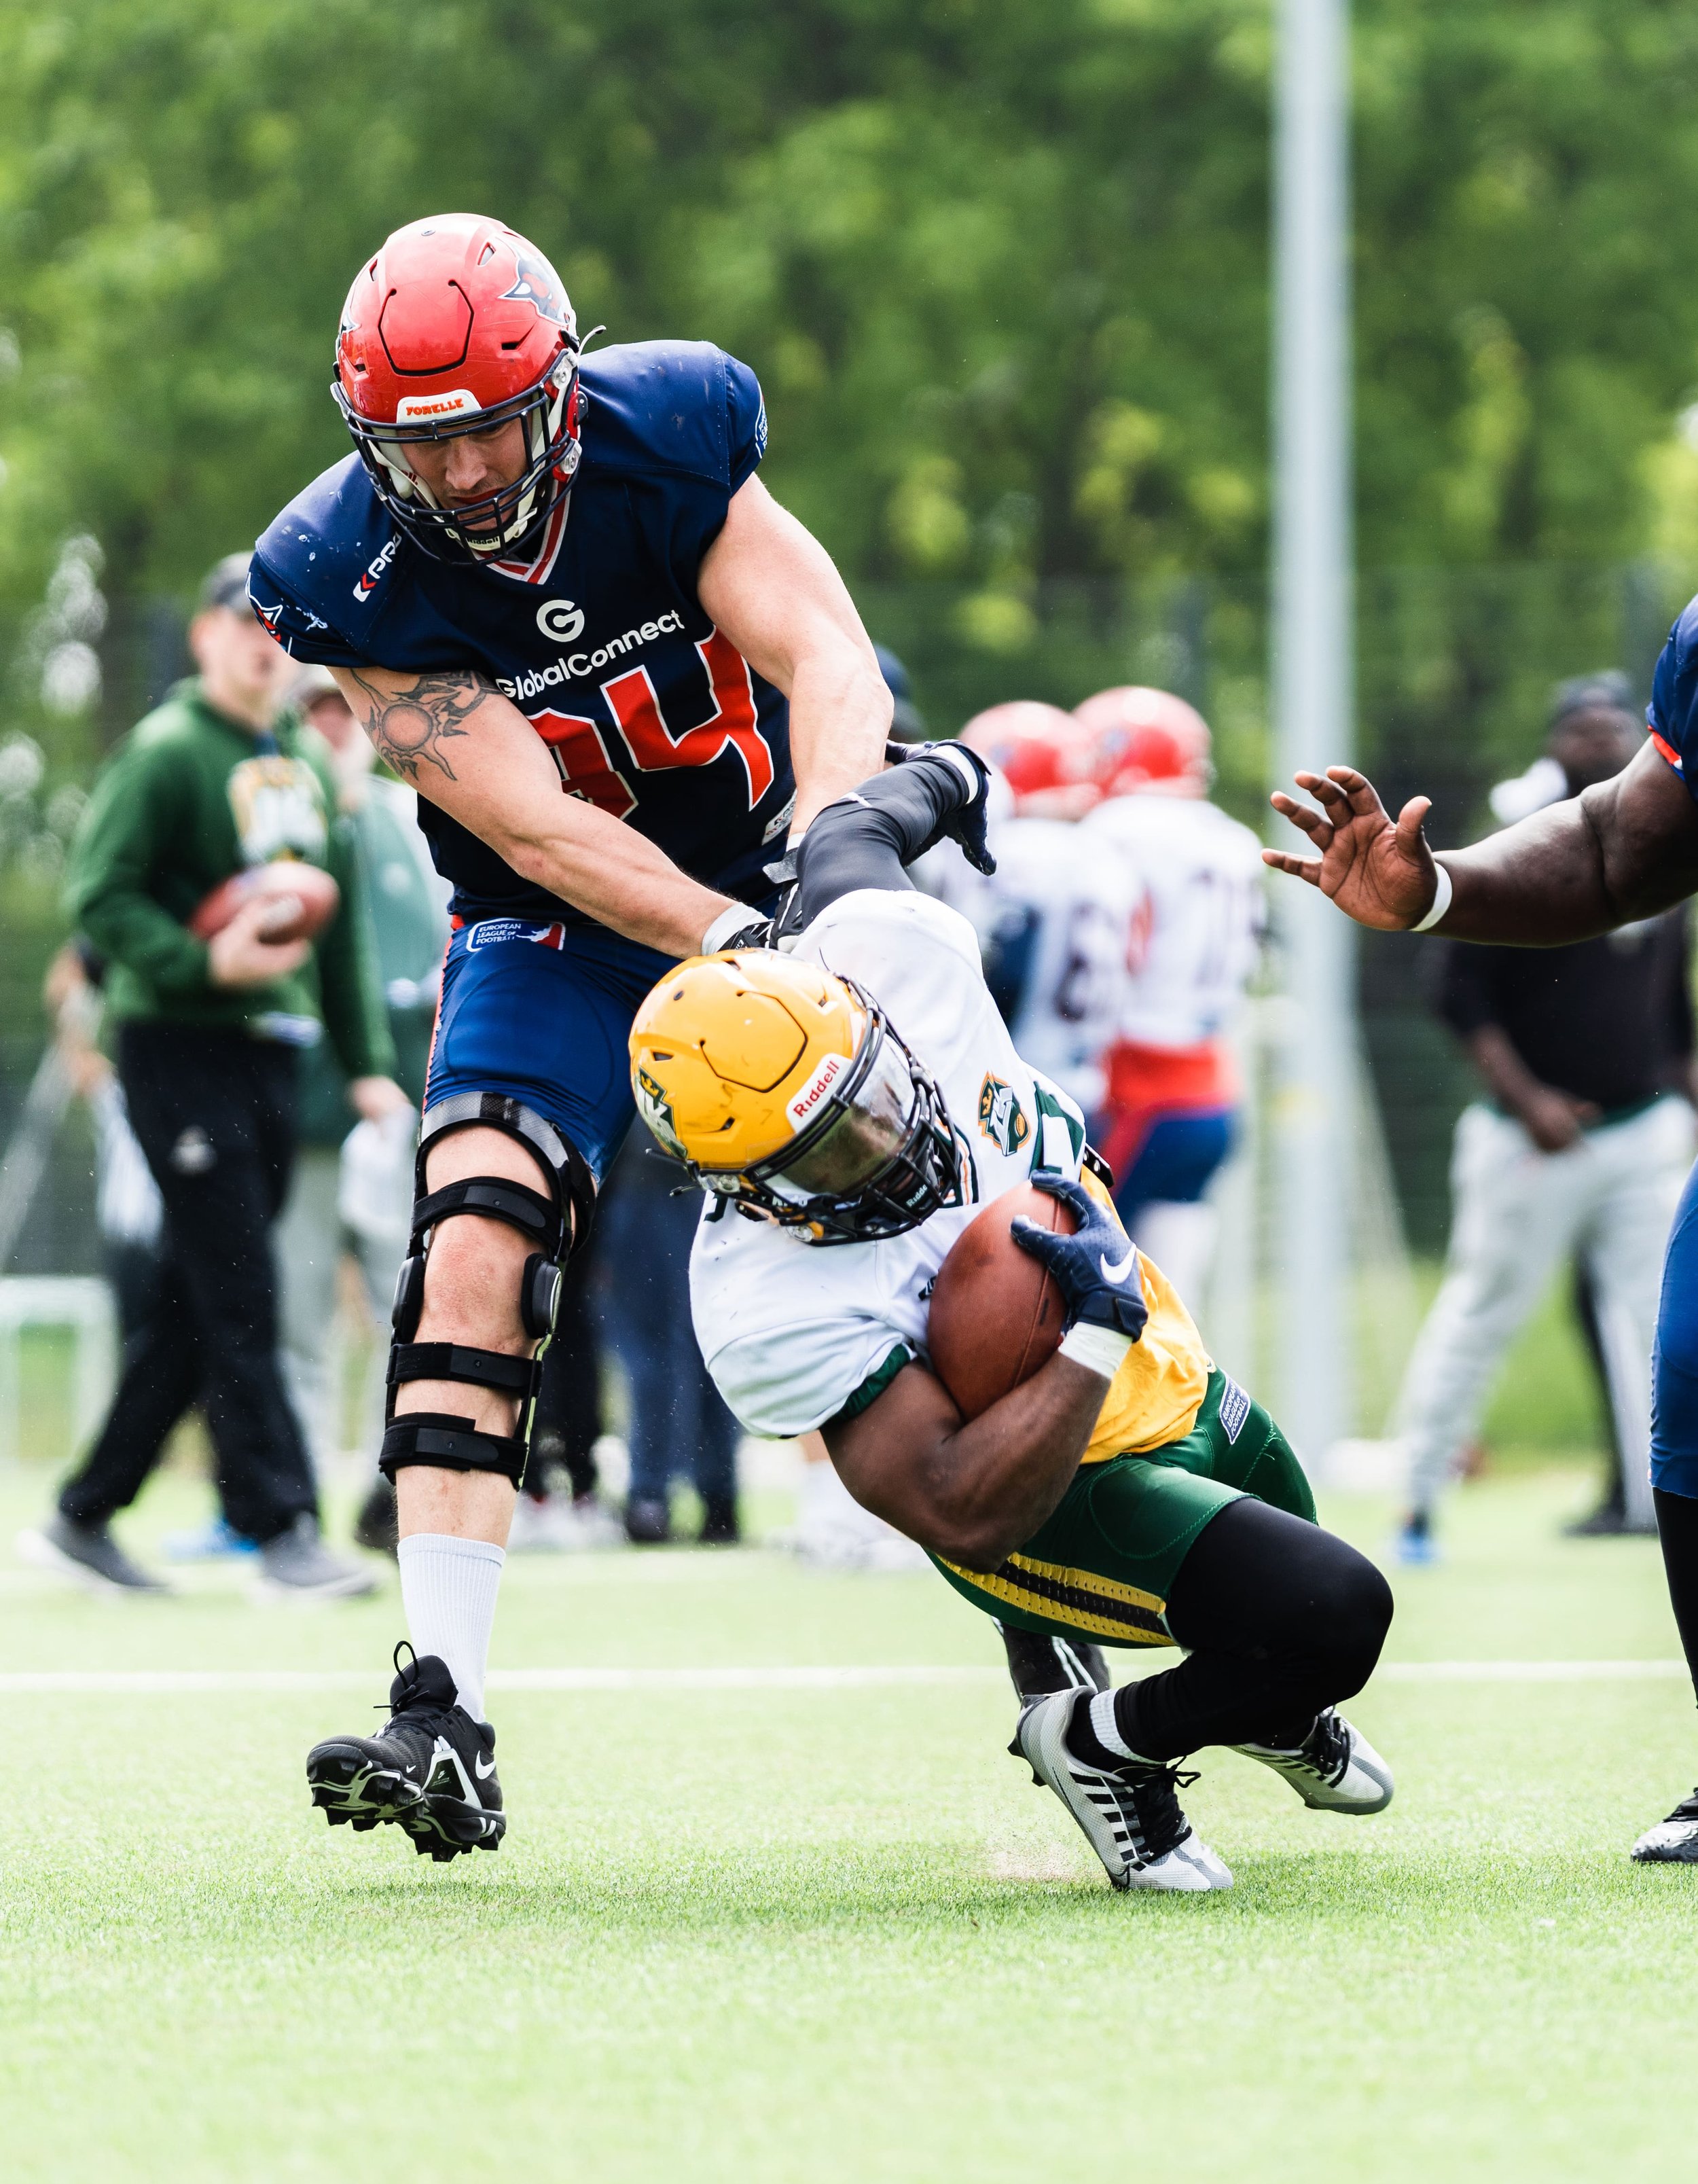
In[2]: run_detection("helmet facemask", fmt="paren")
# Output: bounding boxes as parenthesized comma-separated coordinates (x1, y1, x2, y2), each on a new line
(333, 348, 582, 563)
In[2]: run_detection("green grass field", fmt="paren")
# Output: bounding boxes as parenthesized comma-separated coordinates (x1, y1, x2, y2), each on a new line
(2, 1455, 1695, 2183)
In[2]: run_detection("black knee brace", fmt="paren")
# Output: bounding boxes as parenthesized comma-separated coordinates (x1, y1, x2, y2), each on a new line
(380, 1094, 598, 1487)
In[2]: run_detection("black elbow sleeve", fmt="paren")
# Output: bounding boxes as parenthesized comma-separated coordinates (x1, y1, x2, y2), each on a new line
(787, 745, 990, 928)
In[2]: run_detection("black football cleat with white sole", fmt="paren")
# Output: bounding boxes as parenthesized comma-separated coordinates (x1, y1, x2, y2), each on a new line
(1013, 1690, 1232, 1892)
(1233, 1708, 1394, 1814)
(1631, 1788, 1698, 1863)
(306, 1646, 504, 1861)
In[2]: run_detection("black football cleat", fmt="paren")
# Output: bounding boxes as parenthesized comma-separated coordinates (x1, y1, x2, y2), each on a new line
(1631, 1787, 1698, 1863)
(306, 1645, 505, 1861)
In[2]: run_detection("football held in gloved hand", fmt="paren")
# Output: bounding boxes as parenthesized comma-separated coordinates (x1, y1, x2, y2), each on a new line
(925, 1182, 1075, 1418)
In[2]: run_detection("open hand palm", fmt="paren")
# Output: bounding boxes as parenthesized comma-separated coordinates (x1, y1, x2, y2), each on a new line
(1263, 767, 1437, 931)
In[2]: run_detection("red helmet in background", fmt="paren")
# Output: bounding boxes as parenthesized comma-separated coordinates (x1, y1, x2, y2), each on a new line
(333, 213, 583, 562)
(959, 701, 1099, 818)
(1073, 686, 1213, 799)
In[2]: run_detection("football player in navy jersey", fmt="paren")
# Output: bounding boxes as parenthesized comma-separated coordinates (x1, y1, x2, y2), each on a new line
(1263, 603, 1698, 1865)
(255, 212, 922, 1859)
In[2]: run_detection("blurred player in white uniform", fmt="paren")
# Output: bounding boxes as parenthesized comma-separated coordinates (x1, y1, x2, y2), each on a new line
(947, 703, 1135, 1120)
(1077, 689, 1265, 1304)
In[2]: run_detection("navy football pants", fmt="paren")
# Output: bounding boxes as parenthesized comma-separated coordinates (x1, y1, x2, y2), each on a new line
(1652, 1156, 1698, 1502)
(425, 916, 678, 1183)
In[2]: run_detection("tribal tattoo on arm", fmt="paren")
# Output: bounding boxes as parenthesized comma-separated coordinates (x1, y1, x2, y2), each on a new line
(344, 666, 494, 785)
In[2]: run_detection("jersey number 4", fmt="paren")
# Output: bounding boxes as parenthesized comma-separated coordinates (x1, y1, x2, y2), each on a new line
(528, 630, 776, 820)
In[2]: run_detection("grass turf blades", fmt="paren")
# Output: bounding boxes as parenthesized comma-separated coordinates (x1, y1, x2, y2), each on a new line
(1, 1463, 1695, 2182)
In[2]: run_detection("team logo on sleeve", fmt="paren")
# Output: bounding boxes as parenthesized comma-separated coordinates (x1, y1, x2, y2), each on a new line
(354, 535, 401, 602)
(976, 1075, 1030, 1157)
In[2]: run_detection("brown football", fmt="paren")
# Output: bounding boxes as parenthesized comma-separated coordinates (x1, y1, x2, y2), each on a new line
(187, 861, 341, 945)
(926, 1181, 1079, 1420)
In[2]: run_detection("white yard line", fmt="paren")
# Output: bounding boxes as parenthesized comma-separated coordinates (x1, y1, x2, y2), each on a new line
(0, 1665, 1005, 1695)
(0, 1660, 1686, 1695)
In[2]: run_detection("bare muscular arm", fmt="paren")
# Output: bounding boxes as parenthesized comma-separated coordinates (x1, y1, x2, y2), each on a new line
(330, 663, 733, 957)
(821, 1353, 1110, 1571)
(1264, 741, 1698, 944)
(698, 475, 892, 836)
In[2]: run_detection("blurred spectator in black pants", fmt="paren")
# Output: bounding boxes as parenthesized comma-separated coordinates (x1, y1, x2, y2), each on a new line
(27, 554, 402, 1600)
(595, 1136, 741, 1543)
(1392, 678, 1696, 1562)
(507, 1240, 625, 1550)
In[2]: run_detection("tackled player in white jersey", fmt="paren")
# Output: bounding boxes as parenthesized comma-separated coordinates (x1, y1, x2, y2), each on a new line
(628, 740, 1394, 1891)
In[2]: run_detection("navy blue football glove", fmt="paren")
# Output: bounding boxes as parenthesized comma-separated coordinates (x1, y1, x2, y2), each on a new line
(1010, 1175, 1149, 1342)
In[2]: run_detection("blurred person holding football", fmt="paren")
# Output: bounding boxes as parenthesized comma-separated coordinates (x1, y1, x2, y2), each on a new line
(257, 215, 892, 1859)
(1077, 689, 1266, 1306)
(628, 738, 1394, 1894)
(29, 554, 403, 1600)
(266, 668, 448, 1508)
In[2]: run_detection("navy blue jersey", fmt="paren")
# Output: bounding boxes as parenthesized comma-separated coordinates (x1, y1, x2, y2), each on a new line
(1648, 594, 1698, 796)
(251, 341, 793, 926)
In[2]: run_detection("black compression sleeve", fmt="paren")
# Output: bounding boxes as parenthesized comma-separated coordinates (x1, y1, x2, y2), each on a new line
(789, 747, 984, 927)
(1110, 1498, 1394, 1759)
(1655, 1486, 1698, 1708)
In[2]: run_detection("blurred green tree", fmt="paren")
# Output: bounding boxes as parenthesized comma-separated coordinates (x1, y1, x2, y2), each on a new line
(1, 0, 1697, 652)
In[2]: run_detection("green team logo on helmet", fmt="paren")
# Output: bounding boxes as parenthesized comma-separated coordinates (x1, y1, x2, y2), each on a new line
(977, 1073, 1030, 1158)
(634, 1067, 685, 1158)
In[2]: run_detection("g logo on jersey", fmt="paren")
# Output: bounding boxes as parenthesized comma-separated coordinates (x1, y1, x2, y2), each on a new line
(977, 1075, 1030, 1157)
(537, 598, 585, 643)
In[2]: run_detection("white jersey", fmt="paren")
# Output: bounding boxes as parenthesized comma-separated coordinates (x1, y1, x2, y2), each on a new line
(691, 889, 1091, 1441)
(913, 802, 1136, 1113)
(973, 817, 1137, 1113)
(1079, 794, 1265, 1050)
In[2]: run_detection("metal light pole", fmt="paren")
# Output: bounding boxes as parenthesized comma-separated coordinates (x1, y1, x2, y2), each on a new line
(1271, 0, 1355, 1462)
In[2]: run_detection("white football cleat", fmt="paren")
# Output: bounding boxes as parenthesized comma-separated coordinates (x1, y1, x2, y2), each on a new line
(1234, 1709, 1394, 1814)
(507, 1491, 626, 1553)
(1631, 1789, 1698, 1863)
(779, 1459, 930, 1573)
(1014, 1690, 1233, 1893)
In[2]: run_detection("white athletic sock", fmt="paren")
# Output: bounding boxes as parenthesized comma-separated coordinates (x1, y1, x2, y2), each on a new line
(1089, 1687, 1140, 1761)
(397, 1533, 505, 1723)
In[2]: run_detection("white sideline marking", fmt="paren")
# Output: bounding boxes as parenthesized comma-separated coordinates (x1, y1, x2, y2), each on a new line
(0, 1660, 1685, 1696)
(0, 1665, 1005, 1696)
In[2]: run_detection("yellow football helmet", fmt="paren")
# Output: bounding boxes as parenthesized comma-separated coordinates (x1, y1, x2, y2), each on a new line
(628, 950, 964, 1245)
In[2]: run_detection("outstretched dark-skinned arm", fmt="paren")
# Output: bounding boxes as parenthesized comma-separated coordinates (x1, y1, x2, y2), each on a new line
(1263, 742, 1698, 944)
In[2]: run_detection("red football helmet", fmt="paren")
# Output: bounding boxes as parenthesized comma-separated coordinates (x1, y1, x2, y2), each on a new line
(333, 213, 583, 561)
(1073, 686, 1213, 798)
(958, 702, 1098, 818)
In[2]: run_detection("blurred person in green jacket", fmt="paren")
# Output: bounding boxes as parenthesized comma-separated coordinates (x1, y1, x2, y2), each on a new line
(29, 554, 405, 1598)
(270, 665, 449, 1496)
